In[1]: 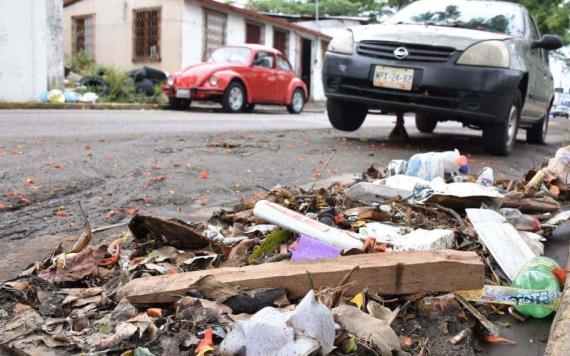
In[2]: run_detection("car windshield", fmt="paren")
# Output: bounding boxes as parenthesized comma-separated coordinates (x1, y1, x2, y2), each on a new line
(386, 1, 525, 36)
(210, 47, 251, 63)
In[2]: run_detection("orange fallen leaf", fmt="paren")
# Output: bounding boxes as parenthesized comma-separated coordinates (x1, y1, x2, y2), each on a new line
(122, 207, 139, 216)
(552, 268, 568, 285)
(0, 203, 7, 210)
(99, 246, 120, 267)
(146, 308, 162, 318)
(199, 170, 209, 179)
(152, 175, 166, 182)
(25, 177, 36, 186)
(173, 163, 182, 168)
(482, 335, 516, 345)
(84, 144, 91, 150)
(400, 336, 413, 347)
(19, 196, 31, 205)
(55, 210, 68, 217)
(51, 163, 65, 169)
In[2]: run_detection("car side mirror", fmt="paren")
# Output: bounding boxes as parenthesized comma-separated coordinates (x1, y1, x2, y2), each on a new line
(532, 34, 563, 51)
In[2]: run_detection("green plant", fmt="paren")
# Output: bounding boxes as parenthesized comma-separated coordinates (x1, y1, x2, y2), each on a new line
(71, 51, 96, 73)
(101, 66, 135, 102)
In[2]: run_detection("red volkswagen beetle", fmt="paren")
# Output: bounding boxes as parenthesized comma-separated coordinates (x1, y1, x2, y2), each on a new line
(164, 44, 308, 114)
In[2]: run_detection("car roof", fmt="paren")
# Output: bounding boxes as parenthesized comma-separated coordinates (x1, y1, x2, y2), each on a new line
(225, 44, 283, 55)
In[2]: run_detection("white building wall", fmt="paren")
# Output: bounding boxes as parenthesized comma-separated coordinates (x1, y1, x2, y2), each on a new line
(64, 0, 183, 73)
(0, 0, 63, 101)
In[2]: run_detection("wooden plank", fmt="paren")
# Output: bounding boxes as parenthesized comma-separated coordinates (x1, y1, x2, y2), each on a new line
(118, 250, 484, 304)
(466, 209, 536, 281)
(501, 197, 560, 213)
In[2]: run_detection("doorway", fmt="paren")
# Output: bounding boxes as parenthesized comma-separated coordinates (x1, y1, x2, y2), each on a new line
(301, 38, 312, 98)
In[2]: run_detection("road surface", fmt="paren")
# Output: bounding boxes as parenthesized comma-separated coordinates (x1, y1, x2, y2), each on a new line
(1, 109, 569, 276)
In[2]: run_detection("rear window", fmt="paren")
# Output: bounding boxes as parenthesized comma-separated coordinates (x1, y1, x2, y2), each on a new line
(386, 1, 525, 36)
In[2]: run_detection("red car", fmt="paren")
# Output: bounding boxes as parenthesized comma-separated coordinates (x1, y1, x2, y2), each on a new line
(164, 44, 308, 114)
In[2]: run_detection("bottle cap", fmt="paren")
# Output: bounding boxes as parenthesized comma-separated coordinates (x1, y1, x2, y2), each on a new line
(459, 165, 469, 174)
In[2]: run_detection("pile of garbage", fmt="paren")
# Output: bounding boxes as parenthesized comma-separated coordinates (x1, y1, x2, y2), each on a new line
(40, 66, 168, 104)
(1, 147, 570, 355)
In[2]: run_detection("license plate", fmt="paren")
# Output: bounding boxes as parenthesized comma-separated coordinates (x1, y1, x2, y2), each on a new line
(373, 65, 414, 91)
(176, 89, 191, 99)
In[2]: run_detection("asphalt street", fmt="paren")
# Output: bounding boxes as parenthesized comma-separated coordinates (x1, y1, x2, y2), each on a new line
(1, 108, 569, 281)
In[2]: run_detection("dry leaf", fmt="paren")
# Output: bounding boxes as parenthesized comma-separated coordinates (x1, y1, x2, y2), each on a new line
(123, 207, 139, 216)
(55, 210, 68, 217)
(199, 170, 209, 179)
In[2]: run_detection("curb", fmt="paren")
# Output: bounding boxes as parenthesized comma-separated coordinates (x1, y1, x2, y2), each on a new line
(0, 102, 161, 110)
(545, 240, 570, 355)
(0, 102, 326, 113)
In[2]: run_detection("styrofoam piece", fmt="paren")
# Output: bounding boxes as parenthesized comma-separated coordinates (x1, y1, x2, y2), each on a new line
(344, 182, 413, 202)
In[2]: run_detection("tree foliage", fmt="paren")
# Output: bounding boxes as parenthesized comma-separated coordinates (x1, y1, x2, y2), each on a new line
(253, 0, 570, 43)
(509, 0, 570, 43)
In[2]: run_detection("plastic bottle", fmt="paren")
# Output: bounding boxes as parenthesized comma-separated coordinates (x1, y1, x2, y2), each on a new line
(512, 257, 561, 318)
(405, 150, 469, 181)
(476, 167, 494, 186)
(499, 208, 541, 232)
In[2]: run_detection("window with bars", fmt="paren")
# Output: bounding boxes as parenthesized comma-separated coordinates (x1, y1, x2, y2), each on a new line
(273, 29, 289, 57)
(72, 15, 95, 57)
(133, 7, 161, 62)
(203, 10, 227, 60)
(245, 21, 264, 44)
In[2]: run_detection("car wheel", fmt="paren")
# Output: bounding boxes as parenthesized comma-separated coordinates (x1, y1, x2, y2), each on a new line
(287, 88, 305, 114)
(244, 104, 256, 113)
(483, 90, 521, 156)
(168, 97, 191, 110)
(222, 82, 246, 113)
(415, 113, 438, 133)
(327, 98, 368, 132)
(527, 105, 550, 145)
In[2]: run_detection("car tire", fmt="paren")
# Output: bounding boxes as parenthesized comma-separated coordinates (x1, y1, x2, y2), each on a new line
(415, 113, 438, 133)
(168, 97, 190, 110)
(327, 98, 367, 132)
(287, 88, 305, 114)
(483, 90, 522, 156)
(222, 81, 246, 113)
(244, 104, 256, 113)
(527, 105, 550, 145)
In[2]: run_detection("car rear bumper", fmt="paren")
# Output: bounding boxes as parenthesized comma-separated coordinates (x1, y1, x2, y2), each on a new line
(323, 51, 525, 124)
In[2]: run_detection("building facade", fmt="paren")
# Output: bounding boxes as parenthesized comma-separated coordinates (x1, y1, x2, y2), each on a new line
(0, 0, 64, 101)
(63, 0, 331, 101)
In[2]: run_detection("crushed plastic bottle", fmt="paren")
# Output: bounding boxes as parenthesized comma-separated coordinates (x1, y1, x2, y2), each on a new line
(405, 150, 468, 181)
(476, 167, 494, 186)
(512, 257, 561, 318)
(499, 208, 541, 232)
